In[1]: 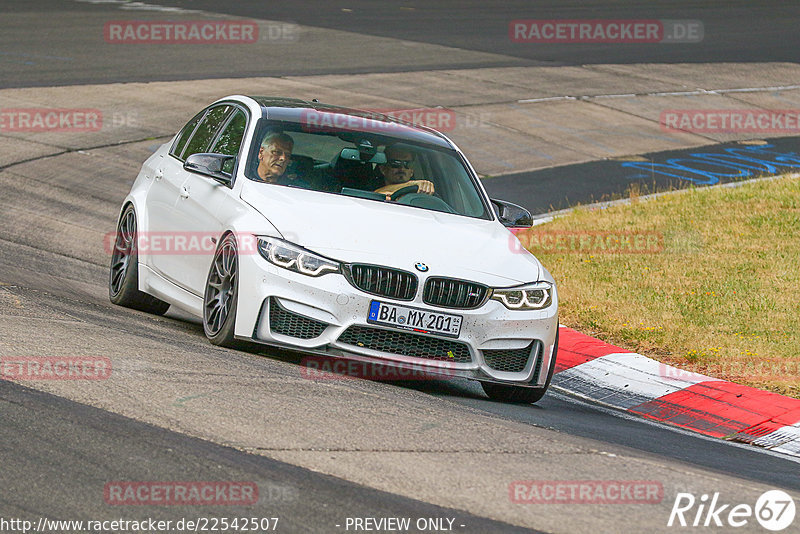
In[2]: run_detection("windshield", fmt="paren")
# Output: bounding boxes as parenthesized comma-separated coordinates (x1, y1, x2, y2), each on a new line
(245, 118, 491, 220)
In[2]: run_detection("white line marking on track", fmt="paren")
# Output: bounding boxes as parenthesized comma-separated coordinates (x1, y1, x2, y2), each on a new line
(517, 84, 800, 104)
(556, 352, 719, 404)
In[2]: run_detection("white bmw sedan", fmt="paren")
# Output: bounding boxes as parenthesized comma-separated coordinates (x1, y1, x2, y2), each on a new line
(109, 96, 558, 403)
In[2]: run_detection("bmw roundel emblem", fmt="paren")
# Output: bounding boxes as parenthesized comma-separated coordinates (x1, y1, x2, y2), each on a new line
(415, 262, 429, 272)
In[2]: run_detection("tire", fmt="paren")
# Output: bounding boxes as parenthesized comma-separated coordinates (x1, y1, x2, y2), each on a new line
(481, 330, 559, 404)
(108, 204, 170, 315)
(203, 233, 245, 348)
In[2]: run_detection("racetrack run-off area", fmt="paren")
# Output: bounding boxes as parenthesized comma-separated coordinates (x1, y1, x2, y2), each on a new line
(2, 2, 800, 533)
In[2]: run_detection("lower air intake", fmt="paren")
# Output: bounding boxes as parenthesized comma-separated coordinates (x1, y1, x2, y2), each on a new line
(337, 325, 471, 363)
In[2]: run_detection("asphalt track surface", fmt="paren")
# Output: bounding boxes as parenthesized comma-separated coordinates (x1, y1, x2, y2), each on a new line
(483, 135, 800, 214)
(152, 0, 800, 65)
(2, 1, 800, 533)
(2, 0, 800, 87)
(0, 381, 531, 533)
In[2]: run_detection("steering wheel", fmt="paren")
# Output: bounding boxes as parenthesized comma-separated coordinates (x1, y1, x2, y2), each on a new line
(389, 184, 419, 201)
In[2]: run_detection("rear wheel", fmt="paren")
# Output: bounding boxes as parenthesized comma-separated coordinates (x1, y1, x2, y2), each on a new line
(108, 205, 170, 315)
(481, 330, 559, 404)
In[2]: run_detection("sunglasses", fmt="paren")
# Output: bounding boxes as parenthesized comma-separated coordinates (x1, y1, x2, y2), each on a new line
(386, 159, 413, 169)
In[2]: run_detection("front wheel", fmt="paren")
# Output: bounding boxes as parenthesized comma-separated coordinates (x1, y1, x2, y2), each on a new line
(108, 205, 170, 315)
(203, 233, 243, 348)
(481, 330, 559, 404)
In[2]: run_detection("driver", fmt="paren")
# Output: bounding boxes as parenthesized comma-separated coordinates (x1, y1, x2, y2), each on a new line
(255, 132, 308, 187)
(374, 144, 435, 198)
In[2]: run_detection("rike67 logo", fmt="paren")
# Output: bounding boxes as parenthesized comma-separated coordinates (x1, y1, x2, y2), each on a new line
(668, 490, 796, 531)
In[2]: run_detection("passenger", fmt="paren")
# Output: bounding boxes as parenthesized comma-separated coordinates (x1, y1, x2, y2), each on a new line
(374, 145, 435, 197)
(255, 132, 307, 187)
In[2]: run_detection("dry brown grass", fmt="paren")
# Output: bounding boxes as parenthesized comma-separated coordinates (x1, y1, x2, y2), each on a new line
(518, 175, 800, 397)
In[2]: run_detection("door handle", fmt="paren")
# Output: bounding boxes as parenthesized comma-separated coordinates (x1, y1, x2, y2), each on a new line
(180, 185, 190, 199)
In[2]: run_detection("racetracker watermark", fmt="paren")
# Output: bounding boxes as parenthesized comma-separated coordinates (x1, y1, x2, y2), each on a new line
(0, 357, 112, 380)
(510, 480, 664, 504)
(300, 357, 457, 381)
(301, 108, 457, 133)
(103, 231, 260, 255)
(510, 19, 703, 43)
(0, 108, 102, 132)
(104, 482, 258, 506)
(511, 230, 664, 254)
(104, 20, 270, 44)
(661, 110, 800, 134)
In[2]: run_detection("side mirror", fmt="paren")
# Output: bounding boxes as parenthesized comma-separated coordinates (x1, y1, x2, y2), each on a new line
(184, 153, 235, 186)
(491, 199, 533, 228)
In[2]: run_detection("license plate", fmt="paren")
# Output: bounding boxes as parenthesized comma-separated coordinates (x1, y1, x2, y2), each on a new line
(367, 300, 462, 338)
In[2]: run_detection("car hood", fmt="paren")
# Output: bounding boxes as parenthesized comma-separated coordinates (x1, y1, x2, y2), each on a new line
(241, 182, 541, 286)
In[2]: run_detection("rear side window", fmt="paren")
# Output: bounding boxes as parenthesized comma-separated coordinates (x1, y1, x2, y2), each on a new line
(211, 109, 247, 157)
(182, 105, 232, 159)
(211, 109, 248, 175)
(171, 110, 204, 159)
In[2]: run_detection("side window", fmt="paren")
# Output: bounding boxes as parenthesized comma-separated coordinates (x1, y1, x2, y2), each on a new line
(171, 110, 204, 159)
(182, 105, 232, 159)
(210, 109, 247, 174)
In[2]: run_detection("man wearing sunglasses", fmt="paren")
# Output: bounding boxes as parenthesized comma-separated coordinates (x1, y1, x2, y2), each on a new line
(374, 144, 435, 197)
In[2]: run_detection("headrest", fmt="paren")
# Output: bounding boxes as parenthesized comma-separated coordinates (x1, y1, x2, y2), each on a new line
(285, 154, 314, 180)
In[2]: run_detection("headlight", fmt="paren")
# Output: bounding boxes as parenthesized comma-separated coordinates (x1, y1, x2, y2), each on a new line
(257, 237, 340, 277)
(490, 281, 553, 310)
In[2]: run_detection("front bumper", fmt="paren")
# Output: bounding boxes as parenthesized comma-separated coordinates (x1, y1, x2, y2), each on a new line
(235, 252, 558, 386)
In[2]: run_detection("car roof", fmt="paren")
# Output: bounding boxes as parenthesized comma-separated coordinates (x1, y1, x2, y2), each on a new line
(248, 96, 453, 148)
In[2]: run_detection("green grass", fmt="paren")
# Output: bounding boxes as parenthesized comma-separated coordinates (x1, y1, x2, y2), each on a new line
(518, 174, 800, 397)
